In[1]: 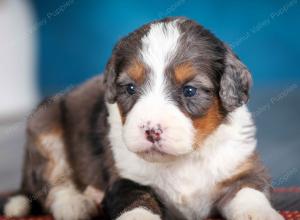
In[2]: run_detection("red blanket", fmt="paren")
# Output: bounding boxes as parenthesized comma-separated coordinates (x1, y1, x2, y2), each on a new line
(1, 187, 300, 220)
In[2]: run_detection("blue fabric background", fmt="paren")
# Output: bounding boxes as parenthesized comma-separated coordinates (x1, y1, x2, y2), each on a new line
(31, 0, 300, 94)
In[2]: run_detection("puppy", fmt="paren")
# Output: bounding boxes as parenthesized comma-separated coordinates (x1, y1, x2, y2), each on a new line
(3, 17, 283, 220)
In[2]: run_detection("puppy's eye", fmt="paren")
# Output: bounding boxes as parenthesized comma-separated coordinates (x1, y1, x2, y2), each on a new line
(126, 83, 137, 95)
(183, 86, 197, 97)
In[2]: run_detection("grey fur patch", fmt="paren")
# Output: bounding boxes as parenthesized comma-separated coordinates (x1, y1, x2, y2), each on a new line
(219, 46, 252, 111)
(104, 56, 118, 103)
(103, 23, 151, 104)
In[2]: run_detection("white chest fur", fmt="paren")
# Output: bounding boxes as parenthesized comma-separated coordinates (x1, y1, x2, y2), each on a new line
(107, 103, 256, 220)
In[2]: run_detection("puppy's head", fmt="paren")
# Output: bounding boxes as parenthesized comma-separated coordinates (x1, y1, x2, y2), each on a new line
(104, 17, 252, 162)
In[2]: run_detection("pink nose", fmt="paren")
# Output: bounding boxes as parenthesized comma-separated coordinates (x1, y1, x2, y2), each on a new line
(145, 128, 161, 143)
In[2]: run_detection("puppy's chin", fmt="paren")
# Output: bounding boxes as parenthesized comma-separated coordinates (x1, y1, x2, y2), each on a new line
(136, 150, 179, 163)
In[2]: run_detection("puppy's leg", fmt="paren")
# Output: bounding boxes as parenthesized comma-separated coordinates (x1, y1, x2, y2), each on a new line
(221, 187, 283, 220)
(39, 132, 98, 220)
(103, 179, 164, 220)
(4, 131, 99, 220)
(12, 97, 100, 220)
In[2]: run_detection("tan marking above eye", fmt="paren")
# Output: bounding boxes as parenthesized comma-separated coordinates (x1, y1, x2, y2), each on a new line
(174, 62, 196, 84)
(126, 59, 145, 84)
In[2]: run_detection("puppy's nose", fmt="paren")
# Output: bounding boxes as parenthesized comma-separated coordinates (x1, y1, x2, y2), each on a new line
(145, 128, 161, 143)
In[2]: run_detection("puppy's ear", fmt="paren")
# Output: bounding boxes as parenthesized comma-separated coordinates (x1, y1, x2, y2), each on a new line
(219, 45, 252, 111)
(104, 55, 117, 103)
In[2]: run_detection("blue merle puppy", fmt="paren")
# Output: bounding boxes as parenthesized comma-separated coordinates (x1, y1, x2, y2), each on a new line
(3, 17, 283, 220)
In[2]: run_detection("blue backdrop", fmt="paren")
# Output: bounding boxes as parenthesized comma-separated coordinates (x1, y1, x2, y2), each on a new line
(31, 0, 300, 95)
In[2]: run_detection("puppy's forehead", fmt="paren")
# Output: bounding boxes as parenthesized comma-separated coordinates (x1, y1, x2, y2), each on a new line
(139, 20, 181, 75)
(135, 19, 220, 86)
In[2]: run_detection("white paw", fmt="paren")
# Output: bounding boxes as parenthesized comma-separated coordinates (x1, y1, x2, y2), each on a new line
(117, 207, 161, 220)
(231, 207, 284, 220)
(4, 195, 31, 217)
(223, 188, 284, 220)
(49, 186, 98, 220)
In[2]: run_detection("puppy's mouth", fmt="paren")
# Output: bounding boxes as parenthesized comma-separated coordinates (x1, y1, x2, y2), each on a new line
(139, 147, 167, 156)
(136, 147, 177, 163)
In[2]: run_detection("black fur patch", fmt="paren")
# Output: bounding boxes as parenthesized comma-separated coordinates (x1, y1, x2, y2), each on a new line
(102, 179, 165, 219)
(89, 96, 106, 155)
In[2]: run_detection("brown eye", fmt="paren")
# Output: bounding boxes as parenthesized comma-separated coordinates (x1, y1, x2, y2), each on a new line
(126, 83, 136, 95)
(183, 86, 197, 97)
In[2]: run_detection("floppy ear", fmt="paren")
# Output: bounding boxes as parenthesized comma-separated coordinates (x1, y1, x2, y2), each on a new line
(219, 45, 252, 111)
(103, 55, 117, 103)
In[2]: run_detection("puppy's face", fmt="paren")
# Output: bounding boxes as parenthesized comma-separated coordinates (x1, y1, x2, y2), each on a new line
(105, 17, 251, 162)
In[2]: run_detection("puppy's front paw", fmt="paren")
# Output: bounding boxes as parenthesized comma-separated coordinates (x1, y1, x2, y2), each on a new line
(231, 208, 284, 220)
(49, 187, 98, 220)
(117, 207, 161, 220)
(223, 188, 284, 220)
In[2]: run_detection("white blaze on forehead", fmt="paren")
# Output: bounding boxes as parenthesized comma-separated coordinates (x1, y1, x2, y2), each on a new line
(140, 20, 181, 96)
